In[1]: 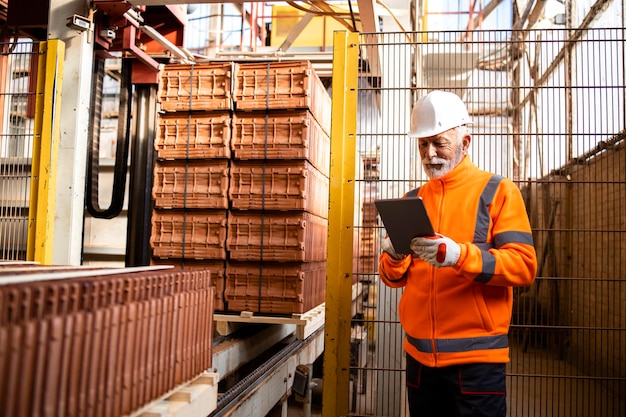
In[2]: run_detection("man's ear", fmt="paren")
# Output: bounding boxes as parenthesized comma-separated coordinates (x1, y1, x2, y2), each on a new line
(462, 134, 471, 153)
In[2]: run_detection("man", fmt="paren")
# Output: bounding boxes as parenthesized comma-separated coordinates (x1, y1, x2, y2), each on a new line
(378, 90, 537, 417)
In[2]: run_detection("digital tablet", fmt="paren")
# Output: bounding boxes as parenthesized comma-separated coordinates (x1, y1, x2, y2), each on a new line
(374, 197, 435, 254)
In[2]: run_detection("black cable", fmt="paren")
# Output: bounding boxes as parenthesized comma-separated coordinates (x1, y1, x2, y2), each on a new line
(86, 58, 132, 219)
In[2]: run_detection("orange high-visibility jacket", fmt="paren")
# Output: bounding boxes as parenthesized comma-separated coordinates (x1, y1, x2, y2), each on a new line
(379, 156, 537, 367)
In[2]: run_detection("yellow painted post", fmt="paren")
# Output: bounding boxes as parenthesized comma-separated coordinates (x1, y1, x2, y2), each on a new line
(26, 39, 65, 264)
(422, 0, 429, 41)
(322, 31, 359, 417)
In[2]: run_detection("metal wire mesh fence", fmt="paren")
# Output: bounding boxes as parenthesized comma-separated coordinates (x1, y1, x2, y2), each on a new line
(0, 40, 38, 261)
(351, 28, 625, 416)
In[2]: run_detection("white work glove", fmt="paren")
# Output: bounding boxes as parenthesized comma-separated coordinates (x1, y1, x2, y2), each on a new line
(410, 234, 460, 268)
(381, 235, 404, 262)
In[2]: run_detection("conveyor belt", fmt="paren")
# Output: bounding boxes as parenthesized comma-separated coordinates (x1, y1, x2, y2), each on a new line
(210, 328, 324, 417)
(212, 338, 304, 415)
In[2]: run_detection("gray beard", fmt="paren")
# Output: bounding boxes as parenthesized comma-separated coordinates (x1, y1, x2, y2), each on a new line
(423, 146, 464, 179)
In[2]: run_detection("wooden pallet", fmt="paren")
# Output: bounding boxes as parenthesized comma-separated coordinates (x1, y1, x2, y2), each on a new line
(129, 371, 219, 417)
(214, 303, 325, 340)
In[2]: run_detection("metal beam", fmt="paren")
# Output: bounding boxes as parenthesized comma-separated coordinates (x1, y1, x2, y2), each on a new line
(212, 324, 297, 381)
(279, 12, 315, 51)
(356, 0, 382, 97)
(309, 0, 356, 32)
(465, 0, 505, 31)
(231, 2, 265, 45)
(211, 329, 325, 417)
(48, 0, 95, 265)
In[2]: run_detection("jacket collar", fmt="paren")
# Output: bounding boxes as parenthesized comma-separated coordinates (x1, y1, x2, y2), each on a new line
(427, 155, 475, 190)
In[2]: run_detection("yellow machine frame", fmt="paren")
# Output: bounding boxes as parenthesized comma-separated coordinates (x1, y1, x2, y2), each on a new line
(26, 39, 65, 264)
(322, 30, 359, 417)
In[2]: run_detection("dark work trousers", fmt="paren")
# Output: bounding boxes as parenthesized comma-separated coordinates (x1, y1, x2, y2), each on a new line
(405, 353, 507, 417)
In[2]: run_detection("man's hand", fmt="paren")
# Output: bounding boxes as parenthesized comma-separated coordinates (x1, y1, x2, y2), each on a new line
(381, 235, 405, 262)
(410, 234, 460, 267)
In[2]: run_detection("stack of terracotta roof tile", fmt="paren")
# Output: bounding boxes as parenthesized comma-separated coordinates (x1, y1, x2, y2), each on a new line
(0, 266, 213, 417)
(152, 60, 331, 315)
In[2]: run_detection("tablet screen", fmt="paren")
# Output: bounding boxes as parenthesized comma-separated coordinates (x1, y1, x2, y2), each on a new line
(374, 197, 435, 254)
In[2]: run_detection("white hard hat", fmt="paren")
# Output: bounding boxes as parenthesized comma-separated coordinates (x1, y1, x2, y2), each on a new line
(408, 90, 472, 138)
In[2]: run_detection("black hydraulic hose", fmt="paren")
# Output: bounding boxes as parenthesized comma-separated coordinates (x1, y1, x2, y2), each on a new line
(86, 58, 132, 219)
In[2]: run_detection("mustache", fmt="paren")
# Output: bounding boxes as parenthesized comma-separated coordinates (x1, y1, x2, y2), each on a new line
(423, 157, 449, 165)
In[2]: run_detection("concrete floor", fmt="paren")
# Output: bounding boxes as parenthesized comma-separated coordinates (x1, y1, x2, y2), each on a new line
(286, 402, 322, 417)
(286, 379, 323, 417)
(507, 341, 626, 417)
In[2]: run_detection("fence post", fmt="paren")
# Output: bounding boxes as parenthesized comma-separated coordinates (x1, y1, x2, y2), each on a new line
(26, 39, 65, 264)
(322, 30, 359, 417)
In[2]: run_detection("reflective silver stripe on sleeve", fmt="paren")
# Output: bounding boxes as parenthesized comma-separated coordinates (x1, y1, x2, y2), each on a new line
(471, 175, 504, 283)
(493, 230, 534, 248)
(473, 175, 504, 244)
(474, 249, 496, 283)
(407, 334, 509, 354)
(475, 232, 533, 283)
(475, 242, 494, 251)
